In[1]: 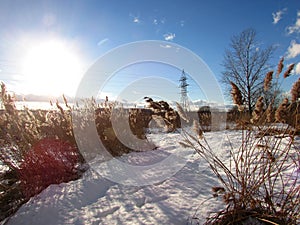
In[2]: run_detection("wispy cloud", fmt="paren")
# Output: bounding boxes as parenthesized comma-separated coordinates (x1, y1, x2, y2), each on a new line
(272, 8, 286, 24)
(130, 13, 141, 24)
(153, 18, 166, 25)
(160, 44, 172, 49)
(295, 62, 300, 75)
(180, 20, 185, 27)
(286, 40, 300, 59)
(97, 38, 109, 46)
(287, 11, 300, 34)
(164, 33, 176, 41)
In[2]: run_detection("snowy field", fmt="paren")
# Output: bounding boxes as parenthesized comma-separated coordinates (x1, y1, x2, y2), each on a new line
(4, 130, 300, 225)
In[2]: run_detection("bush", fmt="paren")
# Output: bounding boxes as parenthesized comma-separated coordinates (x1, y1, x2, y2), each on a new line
(18, 138, 82, 199)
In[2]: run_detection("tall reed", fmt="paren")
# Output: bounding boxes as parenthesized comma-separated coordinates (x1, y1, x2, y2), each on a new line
(181, 58, 299, 224)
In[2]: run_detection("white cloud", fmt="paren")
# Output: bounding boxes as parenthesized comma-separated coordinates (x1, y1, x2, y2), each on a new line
(272, 8, 286, 24)
(286, 40, 300, 59)
(133, 17, 140, 23)
(164, 33, 176, 41)
(295, 62, 300, 75)
(97, 38, 109, 46)
(287, 11, 300, 34)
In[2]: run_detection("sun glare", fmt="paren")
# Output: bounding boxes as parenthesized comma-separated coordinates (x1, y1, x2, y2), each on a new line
(21, 39, 84, 96)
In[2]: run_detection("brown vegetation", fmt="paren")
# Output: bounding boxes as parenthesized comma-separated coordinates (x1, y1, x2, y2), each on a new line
(181, 58, 300, 224)
(0, 84, 159, 221)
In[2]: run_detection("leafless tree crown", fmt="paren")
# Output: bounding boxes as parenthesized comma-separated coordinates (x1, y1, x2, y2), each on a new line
(221, 28, 273, 114)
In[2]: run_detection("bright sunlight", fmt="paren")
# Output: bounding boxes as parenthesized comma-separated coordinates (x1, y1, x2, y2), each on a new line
(20, 38, 84, 97)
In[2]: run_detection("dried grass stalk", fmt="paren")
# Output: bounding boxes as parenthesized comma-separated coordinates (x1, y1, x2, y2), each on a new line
(264, 71, 273, 91)
(283, 63, 295, 78)
(56, 100, 64, 115)
(212, 186, 225, 193)
(291, 77, 300, 102)
(63, 94, 71, 109)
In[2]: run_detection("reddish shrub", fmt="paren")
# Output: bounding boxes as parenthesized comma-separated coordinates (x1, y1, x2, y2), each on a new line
(18, 138, 81, 199)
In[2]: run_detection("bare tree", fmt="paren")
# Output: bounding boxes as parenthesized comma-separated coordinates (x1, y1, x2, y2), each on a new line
(221, 28, 274, 114)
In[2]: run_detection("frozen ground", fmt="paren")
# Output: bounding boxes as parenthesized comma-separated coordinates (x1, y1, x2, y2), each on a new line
(4, 130, 300, 225)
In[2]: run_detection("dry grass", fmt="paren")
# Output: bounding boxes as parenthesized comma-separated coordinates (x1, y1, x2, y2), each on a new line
(181, 113, 299, 225)
(0, 83, 157, 221)
(0, 83, 87, 221)
(181, 59, 300, 224)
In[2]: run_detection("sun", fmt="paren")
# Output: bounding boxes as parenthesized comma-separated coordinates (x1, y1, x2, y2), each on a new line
(21, 38, 85, 97)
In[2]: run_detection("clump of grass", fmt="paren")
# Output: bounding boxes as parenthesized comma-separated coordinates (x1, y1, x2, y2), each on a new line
(181, 110, 299, 225)
(180, 59, 300, 224)
(0, 84, 162, 221)
(67, 96, 159, 161)
(0, 82, 87, 221)
(144, 97, 181, 132)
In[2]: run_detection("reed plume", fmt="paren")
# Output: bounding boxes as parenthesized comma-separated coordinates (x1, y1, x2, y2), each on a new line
(266, 103, 273, 123)
(283, 63, 295, 78)
(264, 71, 273, 91)
(251, 96, 264, 123)
(192, 119, 203, 139)
(176, 102, 189, 122)
(291, 77, 300, 102)
(230, 81, 243, 111)
(275, 98, 289, 123)
(276, 57, 284, 78)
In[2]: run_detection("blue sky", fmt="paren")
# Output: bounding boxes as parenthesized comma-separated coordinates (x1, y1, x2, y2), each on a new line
(0, 0, 300, 104)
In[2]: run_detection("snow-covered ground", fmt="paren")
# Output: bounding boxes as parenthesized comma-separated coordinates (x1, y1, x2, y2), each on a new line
(4, 130, 300, 225)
